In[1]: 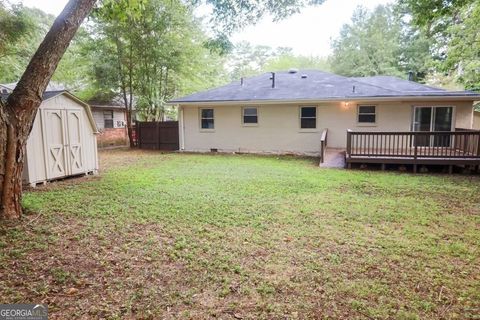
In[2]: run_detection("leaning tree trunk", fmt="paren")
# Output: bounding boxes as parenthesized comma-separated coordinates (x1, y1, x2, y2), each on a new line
(126, 109, 135, 148)
(0, 0, 97, 220)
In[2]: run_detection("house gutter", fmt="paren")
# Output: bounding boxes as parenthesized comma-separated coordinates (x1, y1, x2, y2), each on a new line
(168, 95, 480, 106)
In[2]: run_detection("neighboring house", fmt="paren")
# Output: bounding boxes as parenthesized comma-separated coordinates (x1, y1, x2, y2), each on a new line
(170, 70, 480, 169)
(1, 90, 99, 187)
(89, 100, 134, 148)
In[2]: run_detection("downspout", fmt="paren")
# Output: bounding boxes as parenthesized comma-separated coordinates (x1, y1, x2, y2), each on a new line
(179, 105, 185, 150)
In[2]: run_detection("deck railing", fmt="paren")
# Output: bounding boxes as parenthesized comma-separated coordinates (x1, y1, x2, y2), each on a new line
(319, 128, 328, 163)
(346, 129, 480, 159)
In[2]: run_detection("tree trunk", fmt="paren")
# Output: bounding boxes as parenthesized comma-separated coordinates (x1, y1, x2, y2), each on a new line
(126, 109, 134, 148)
(0, 0, 97, 220)
(113, 30, 136, 148)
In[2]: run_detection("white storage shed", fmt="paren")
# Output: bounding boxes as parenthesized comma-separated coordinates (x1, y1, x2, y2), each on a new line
(20, 91, 99, 186)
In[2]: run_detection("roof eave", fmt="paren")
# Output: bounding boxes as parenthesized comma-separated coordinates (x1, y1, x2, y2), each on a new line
(168, 95, 480, 106)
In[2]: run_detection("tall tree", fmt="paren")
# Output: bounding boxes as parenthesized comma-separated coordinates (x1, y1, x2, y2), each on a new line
(262, 51, 330, 73)
(89, 0, 226, 141)
(226, 42, 331, 80)
(0, 0, 97, 219)
(226, 42, 279, 81)
(0, 2, 31, 57)
(330, 5, 432, 81)
(399, 0, 479, 90)
(1, 0, 325, 219)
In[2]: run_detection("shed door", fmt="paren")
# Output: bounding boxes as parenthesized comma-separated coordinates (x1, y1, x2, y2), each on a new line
(44, 110, 68, 179)
(66, 110, 85, 175)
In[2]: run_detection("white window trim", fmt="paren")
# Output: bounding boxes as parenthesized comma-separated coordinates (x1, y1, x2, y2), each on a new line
(411, 105, 456, 132)
(103, 110, 114, 129)
(242, 106, 259, 126)
(357, 105, 377, 127)
(299, 106, 318, 132)
(199, 107, 215, 132)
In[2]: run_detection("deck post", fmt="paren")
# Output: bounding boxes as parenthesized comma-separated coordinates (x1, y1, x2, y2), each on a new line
(381, 163, 385, 171)
(477, 133, 480, 156)
(345, 130, 352, 169)
(413, 132, 418, 160)
(448, 165, 453, 174)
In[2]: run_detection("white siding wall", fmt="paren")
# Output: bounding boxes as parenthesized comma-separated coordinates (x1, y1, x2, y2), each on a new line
(474, 111, 480, 129)
(180, 100, 474, 155)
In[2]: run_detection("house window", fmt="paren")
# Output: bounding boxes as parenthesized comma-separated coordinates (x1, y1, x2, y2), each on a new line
(300, 106, 316, 129)
(201, 108, 214, 129)
(104, 110, 114, 128)
(358, 105, 376, 123)
(243, 107, 258, 124)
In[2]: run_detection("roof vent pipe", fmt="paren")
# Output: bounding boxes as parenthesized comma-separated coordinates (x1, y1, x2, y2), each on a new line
(271, 72, 276, 88)
(240, 77, 244, 86)
(352, 85, 356, 93)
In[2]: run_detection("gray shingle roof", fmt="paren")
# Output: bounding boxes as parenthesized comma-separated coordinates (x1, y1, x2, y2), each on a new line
(0, 82, 66, 92)
(1, 90, 67, 104)
(170, 70, 480, 103)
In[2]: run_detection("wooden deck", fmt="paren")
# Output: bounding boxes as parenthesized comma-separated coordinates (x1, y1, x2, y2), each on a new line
(345, 129, 480, 171)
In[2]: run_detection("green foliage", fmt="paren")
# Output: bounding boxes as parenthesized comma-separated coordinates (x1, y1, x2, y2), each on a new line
(227, 42, 330, 81)
(330, 5, 432, 81)
(0, 2, 31, 57)
(0, 5, 44, 82)
(226, 42, 280, 80)
(0, 5, 94, 90)
(443, 2, 480, 91)
(397, 0, 471, 36)
(400, 0, 480, 91)
(89, 0, 228, 120)
(263, 52, 330, 73)
(200, 0, 326, 34)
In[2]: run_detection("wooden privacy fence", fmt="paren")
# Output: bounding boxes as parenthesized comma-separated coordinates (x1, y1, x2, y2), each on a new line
(346, 130, 480, 161)
(136, 121, 179, 150)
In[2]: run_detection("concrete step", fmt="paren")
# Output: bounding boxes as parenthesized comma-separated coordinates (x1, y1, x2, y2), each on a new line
(320, 148, 346, 168)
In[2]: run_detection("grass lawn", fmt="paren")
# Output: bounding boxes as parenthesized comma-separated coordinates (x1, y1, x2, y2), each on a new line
(1, 149, 479, 319)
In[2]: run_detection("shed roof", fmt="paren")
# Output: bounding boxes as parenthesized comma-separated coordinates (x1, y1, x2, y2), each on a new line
(1, 90, 98, 133)
(170, 70, 480, 104)
(0, 81, 66, 92)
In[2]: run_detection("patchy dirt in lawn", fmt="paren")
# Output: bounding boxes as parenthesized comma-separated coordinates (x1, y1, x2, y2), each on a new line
(1, 149, 479, 319)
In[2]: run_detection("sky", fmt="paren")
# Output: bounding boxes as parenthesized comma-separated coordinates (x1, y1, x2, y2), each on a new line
(12, 0, 392, 56)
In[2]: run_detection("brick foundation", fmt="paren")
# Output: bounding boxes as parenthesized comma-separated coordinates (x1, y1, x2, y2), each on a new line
(97, 128, 128, 148)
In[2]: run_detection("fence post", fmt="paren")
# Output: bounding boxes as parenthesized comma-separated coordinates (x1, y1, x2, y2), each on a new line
(156, 122, 161, 150)
(137, 121, 141, 149)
